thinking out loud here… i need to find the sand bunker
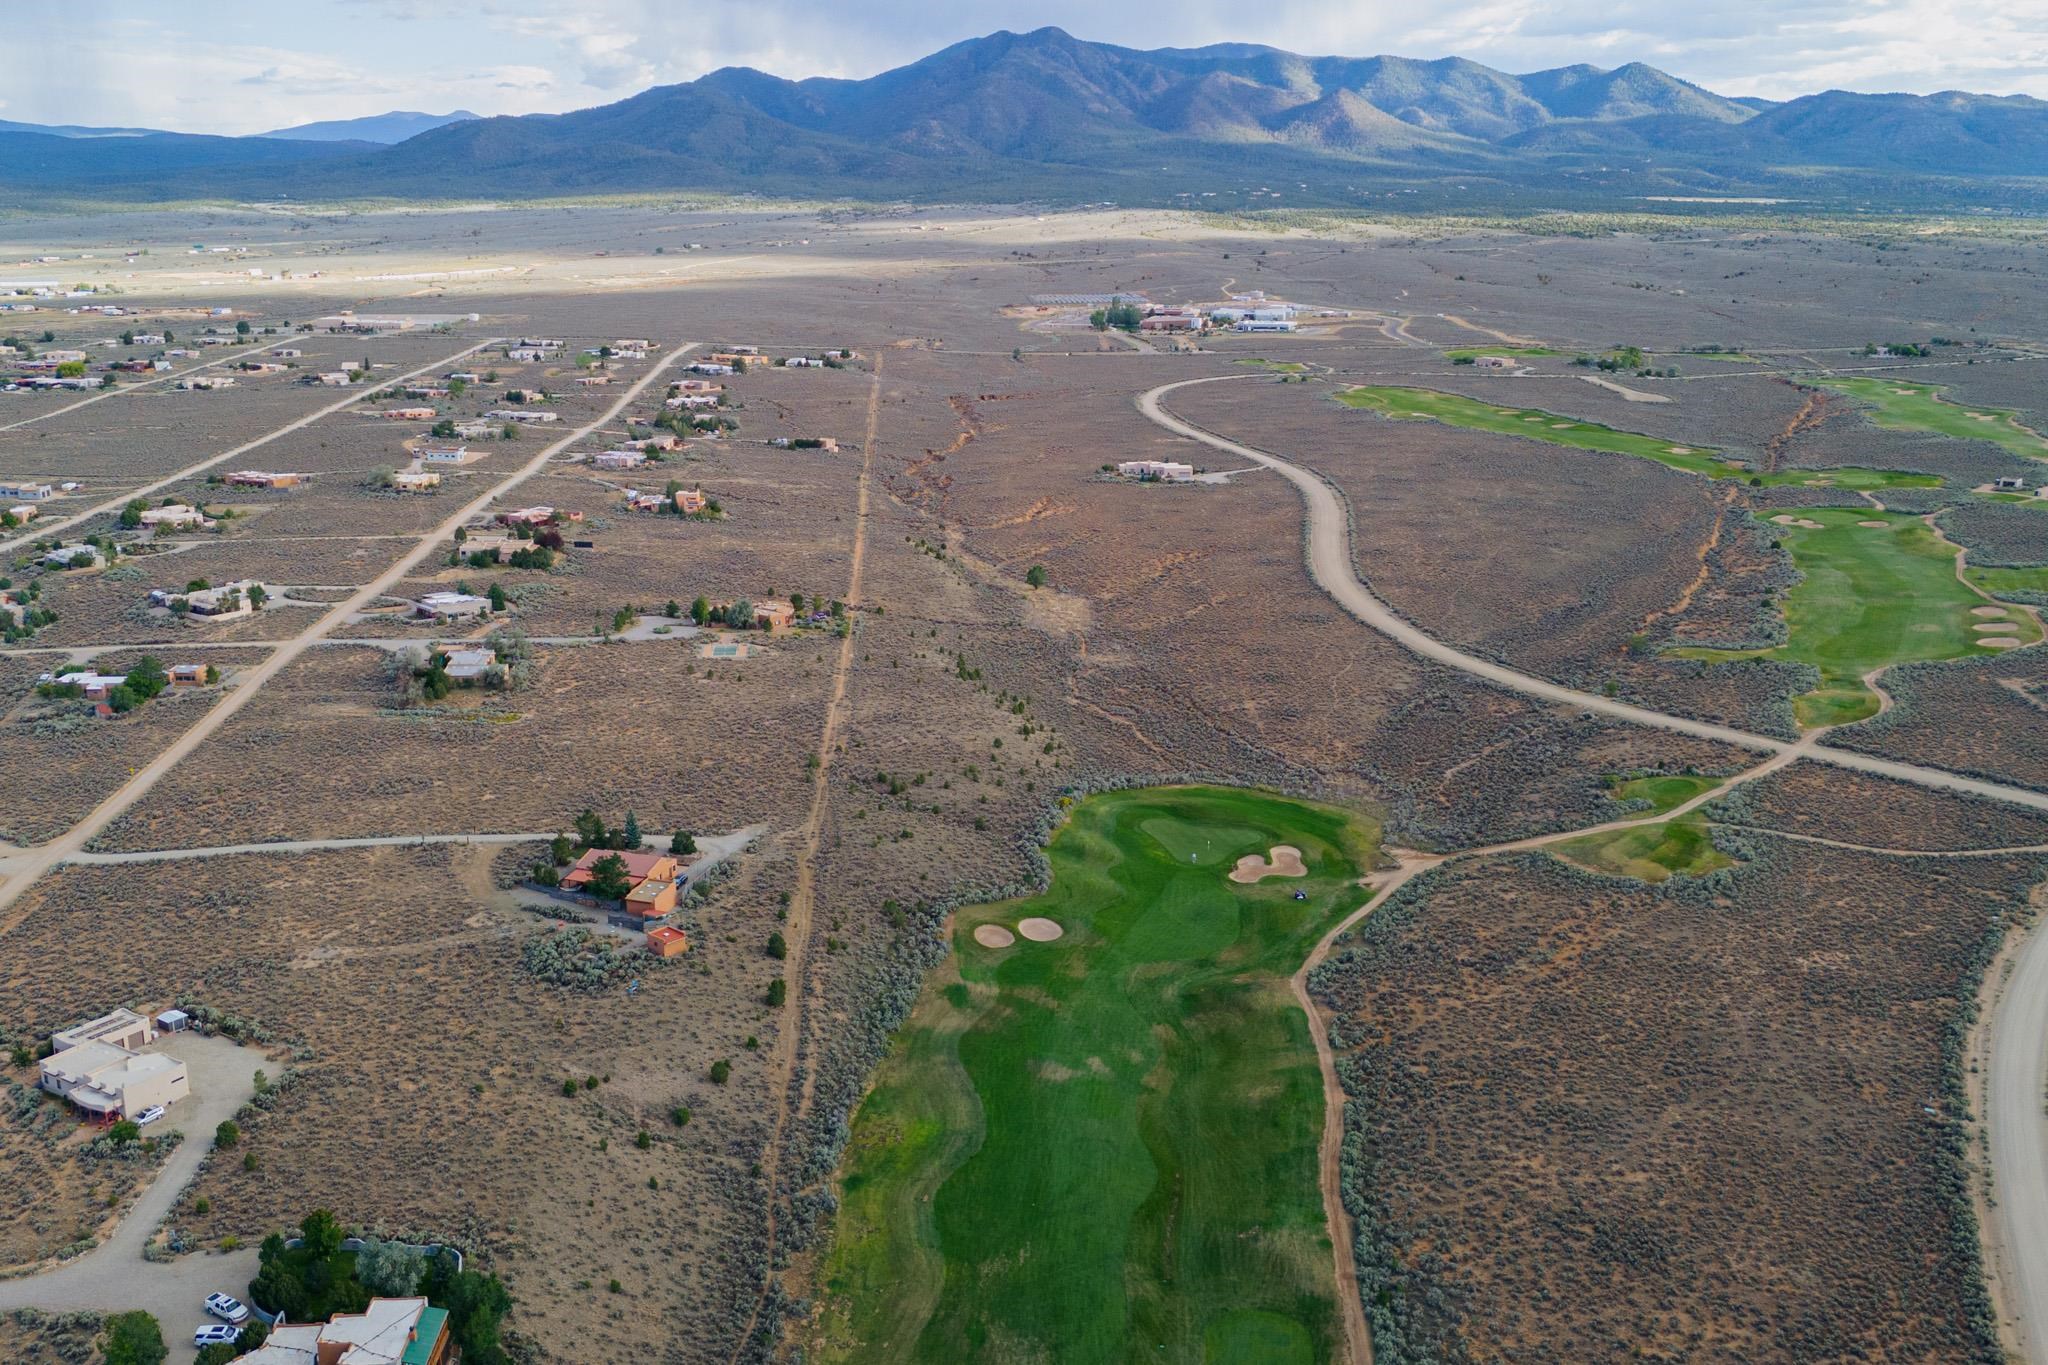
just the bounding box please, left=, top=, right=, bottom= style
left=1016, top=917, right=1065, bottom=942
left=1667, top=446, right=1694, bottom=454
left=1858, top=520, right=1889, bottom=528
left=1978, top=637, right=2024, bottom=649
left=1228, top=845, right=1308, bottom=883
left=972, top=924, right=1016, bottom=949
left=1771, top=515, right=1824, bottom=529
left=1974, top=606, right=2012, bottom=618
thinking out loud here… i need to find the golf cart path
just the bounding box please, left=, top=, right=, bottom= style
left=1141, top=373, right=2048, bottom=1365
left=1137, top=375, right=2048, bottom=814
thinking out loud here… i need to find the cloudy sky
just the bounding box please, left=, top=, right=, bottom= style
left=9, top=0, right=2048, bottom=134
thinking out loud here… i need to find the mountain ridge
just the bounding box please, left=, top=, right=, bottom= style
left=4, top=28, right=2045, bottom=209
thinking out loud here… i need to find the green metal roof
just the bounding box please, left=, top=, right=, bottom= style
left=402, top=1306, right=449, bottom=1365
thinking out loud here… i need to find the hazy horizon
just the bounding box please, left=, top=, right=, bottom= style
left=7, top=1, right=2046, bottom=137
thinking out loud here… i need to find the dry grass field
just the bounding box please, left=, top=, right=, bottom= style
left=0, top=1308, right=103, bottom=1364
left=3, top=204, right=2048, bottom=1365
left=1309, top=840, right=2038, bottom=1364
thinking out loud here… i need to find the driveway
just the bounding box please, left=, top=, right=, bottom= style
left=0, top=1032, right=268, bottom=1362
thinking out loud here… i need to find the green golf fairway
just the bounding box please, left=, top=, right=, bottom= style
left=1556, top=815, right=1734, bottom=882
left=818, top=786, right=1379, bottom=1365
left=1813, top=377, right=2048, bottom=463
left=1334, top=385, right=1934, bottom=489
left=1671, top=508, right=2040, bottom=727
left=1443, top=345, right=1559, bottom=360
left=1611, top=773, right=1719, bottom=815
left=1967, top=565, right=2048, bottom=597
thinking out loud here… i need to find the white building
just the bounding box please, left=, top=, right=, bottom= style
left=486, top=409, right=558, bottom=425
left=42, top=544, right=104, bottom=569
left=443, top=647, right=497, bottom=681
left=148, top=578, right=265, bottom=618
left=38, top=1010, right=188, bottom=1118
left=593, top=450, right=647, bottom=469
left=1117, top=459, right=1196, bottom=482
left=415, top=591, right=490, bottom=620
left=139, top=504, right=215, bottom=531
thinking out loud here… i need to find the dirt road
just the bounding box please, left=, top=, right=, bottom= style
left=1142, top=372, right=2048, bottom=1364
left=0, top=337, right=504, bottom=557
left=0, top=344, right=694, bottom=924
left=727, top=356, right=883, bottom=1361
left=1990, top=915, right=2048, bottom=1363
left=1137, top=375, right=2048, bottom=814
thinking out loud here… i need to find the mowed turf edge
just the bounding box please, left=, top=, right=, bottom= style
left=815, top=786, right=1382, bottom=1365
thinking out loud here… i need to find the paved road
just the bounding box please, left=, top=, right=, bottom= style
left=0, top=337, right=504, bottom=558
left=0, top=344, right=696, bottom=924
left=0, top=1033, right=267, bottom=1364
left=1139, top=373, right=2048, bottom=1365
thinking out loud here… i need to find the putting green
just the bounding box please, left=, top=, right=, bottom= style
left=1333, top=385, right=1935, bottom=489
left=1609, top=773, right=1719, bottom=815
left=1813, top=377, right=2048, bottom=463
left=818, top=787, right=1378, bottom=1365
left=1555, top=815, right=1734, bottom=883
left=1671, top=508, right=2041, bottom=727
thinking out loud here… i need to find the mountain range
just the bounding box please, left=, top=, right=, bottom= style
left=5, top=29, right=2047, bottom=210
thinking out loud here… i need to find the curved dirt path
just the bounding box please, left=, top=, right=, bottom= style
left=1141, top=372, right=2048, bottom=1364
left=1136, top=375, right=2048, bottom=815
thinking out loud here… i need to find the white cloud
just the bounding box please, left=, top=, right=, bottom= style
left=4, top=0, right=2047, bottom=134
